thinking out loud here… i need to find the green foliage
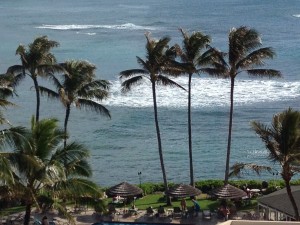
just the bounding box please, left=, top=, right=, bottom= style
left=195, top=179, right=224, bottom=193
left=37, top=195, right=54, bottom=212
left=94, top=200, right=107, bottom=213
left=140, top=182, right=166, bottom=194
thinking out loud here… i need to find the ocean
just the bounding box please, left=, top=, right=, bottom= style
left=0, top=0, right=299, bottom=187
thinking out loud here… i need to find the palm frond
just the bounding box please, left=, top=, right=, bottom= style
left=47, top=73, right=64, bottom=90
left=121, top=75, right=144, bottom=93
left=200, top=67, right=229, bottom=78
left=36, top=64, right=65, bottom=77
left=246, top=69, right=282, bottom=78
left=156, top=75, right=186, bottom=91
left=77, top=80, right=110, bottom=99
left=120, top=69, right=147, bottom=79
left=39, top=86, right=60, bottom=99
left=51, top=142, right=89, bottom=166
left=229, top=162, right=273, bottom=178
left=237, top=47, right=276, bottom=69
left=162, top=61, right=190, bottom=76
left=6, top=65, right=24, bottom=75
left=76, top=98, right=111, bottom=118
left=136, top=56, right=151, bottom=72
left=0, top=126, right=28, bottom=151
left=153, top=36, right=171, bottom=55
left=0, top=157, right=15, bottom=183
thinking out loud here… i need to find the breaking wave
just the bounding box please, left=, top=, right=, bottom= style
left=36, top=23, right=156, bottom=31
left=103, top=77, right=300, bottom=108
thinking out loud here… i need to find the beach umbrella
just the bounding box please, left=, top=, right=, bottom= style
left=167, top=183, right=201, bottom=198
left=211, top=184, right=247, bottom=199
left=106, top=181, right=143, bottom=198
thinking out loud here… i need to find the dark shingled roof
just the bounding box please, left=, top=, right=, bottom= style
left=211, top=184, right=247, bottom=199
left=167, top=183, right=201, bottom=198
left=106, top=182, right=143, bottom=198
left=258, top=186, right=300, bottom=218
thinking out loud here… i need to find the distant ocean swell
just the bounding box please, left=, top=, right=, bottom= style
left=35, top=23, right=157, bottom=31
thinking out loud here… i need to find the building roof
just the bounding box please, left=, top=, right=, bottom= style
left=257, top=185, right=300, bottom=218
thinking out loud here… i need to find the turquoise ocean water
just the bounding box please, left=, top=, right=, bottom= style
left=0, top=0, right=300, bottom=187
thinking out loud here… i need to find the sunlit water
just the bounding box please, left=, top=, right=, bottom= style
left=0, top=0, right=299, bottom=187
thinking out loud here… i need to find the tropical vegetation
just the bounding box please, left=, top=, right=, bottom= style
left=6, top=36, right=64, bottom=122
left=230, top=108, right=300, bottom=220
left=0, top=117, right=101, bottom=225
left=204, top=26, right=282, bottom=184
left=39, top=59, right=111, bottom=147
left=0, top=25, right=298, bottom=222
left=176, top=28, right=214, bottom=187
left=119, top=33, right=185, bottom=204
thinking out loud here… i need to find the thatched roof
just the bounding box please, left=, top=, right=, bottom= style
left=167, top=183, right=201, bottom=198
left=211, top=184, right=247, bottom=199
left=106, top=182, right=142, bottom=198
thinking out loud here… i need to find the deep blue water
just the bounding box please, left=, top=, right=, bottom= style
left=0, top=0, right=299, bottom=187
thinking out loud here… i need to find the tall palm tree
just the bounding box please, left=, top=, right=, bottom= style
left=120, top=33, right=185, bottom=204
left=6, top=36, right=63, bottom=122
left=230, top=108, right=300, bottom=221
left=178, top=28, right=213, bottom=187
left=39, top=60, right=111, bottom=147
left=0, top=117, right=101, bottom=225
left=206, top=26, right=281, bottom=184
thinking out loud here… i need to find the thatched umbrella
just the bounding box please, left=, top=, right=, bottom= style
left=167, top=183, right=201, bottom=198
left=106, top=182, right=143, bottom=198
left=211, top=184, right=247, bottom=199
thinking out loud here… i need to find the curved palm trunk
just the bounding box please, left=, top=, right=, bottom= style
left=64, top=104, right=71, bottom=148
left=32, top=77, right=40, bottom=122
left=283, top=167, right=299, bottom=220
left=224, top=77, right=235, bottom=184
left=187, top=74, right=194, bottom=187
left=23, top=204, right=32, bottom=225
left=151, top=81, right=170, bottom=204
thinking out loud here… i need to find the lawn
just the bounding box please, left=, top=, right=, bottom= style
left=114, top=193, right=220, bottom=211
left=112, top=193, right=257, bottom=212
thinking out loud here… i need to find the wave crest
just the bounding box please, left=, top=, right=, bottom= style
left=36, top=23, right=156, bottom=31
left=103, top=77, right=300, bottom=108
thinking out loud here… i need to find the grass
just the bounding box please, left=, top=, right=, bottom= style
left=111, top=193, right=257, bottom=213
left=113, top=193, right=221, bottom=211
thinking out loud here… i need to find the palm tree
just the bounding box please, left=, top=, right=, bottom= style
left=206, top=26, right=281, bottom=184
left=6, top=36, right=63, bottom=122
left=230, top=108, right=300, bottom=221
left=0, top=73, right=18, bottom=124
left=120, top=33, right=185, bottom=204
left=178, top=28, right=213, bottom=187
left=39, top=60, right=111, bottom=147
left=0, top=117, right=101, bottom=225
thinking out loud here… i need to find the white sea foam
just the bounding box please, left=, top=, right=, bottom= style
left=292, top=14, right=300, bottom=17
left=36, top=23, right=156, bottom=31
left=76, top=31, right=96, bottom=35
left=103, top=77, right=300, bottom=108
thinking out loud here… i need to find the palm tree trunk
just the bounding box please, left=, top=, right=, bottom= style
left=32, top=77, right=40, bottom=122
left=23, top=204, right=32, bottom=225
left=188, top=74, right=194, bottom=187
left=224, top=77, right=235, bottom=184
left=151, top=82, right=170, bottom=204
left=283, top=170, right=299, bottom=220
left=64, top=104, right=71, bottom=148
